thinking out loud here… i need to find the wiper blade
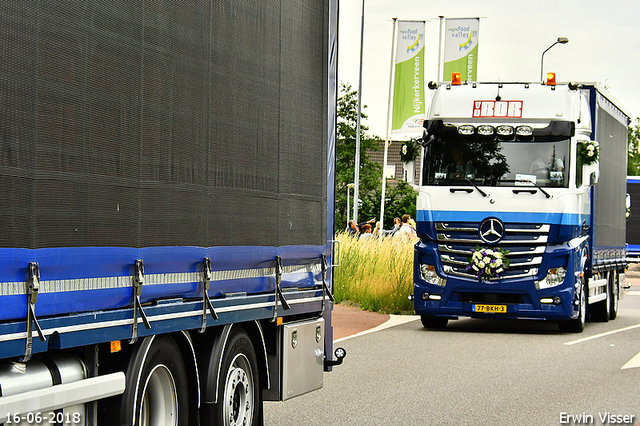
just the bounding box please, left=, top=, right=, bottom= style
left=498, top=178, right=552, bottom=199
left=464, top=179, right=489, bottom=198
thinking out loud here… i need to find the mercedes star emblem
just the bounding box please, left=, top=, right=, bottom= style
left=479, top=218, right=505, bottom=244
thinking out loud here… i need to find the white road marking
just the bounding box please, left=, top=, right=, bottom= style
left=564, top=323, right=640, bottom=346
left=563, top=322, right=640, bottom=369
left=334, top=314, right=420, bottom=343
left=621, top=351, right=640, bottom=370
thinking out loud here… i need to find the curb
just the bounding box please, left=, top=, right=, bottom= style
left=334, top=314, right=420, bottom=343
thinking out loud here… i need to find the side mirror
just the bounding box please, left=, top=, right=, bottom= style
left=583, top=161, right=599, bottom=186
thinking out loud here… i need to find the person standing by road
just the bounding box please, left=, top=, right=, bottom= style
left=398, top=214, right=416, bottom=238
left=360, top=223, right=373, bottom=240
left=347, top=220, right=359, bottom=236
left=347, top=218, right=375, bottom=237
left=385, top=217, right=402, bottom=236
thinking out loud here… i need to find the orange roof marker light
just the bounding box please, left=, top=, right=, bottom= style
left=546, top=72, right=557, bottom=86
left=451, top=72, right=462, bottom=85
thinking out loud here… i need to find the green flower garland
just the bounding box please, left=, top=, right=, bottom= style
left=577, top=140, right=599, bottom=165
left=399, top=139, right=419, bottom=163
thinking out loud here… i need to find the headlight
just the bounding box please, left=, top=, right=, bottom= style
left=535, top=267, right=567, bottom=290
left=457, top=124, right=475, bottom=135
left=477, top=125, right=494, bottom=136
left=515, top=125, right=533, bottom=136
left=419, top=264, right=447, bottom=287
left=496, top=125, right=514, bottom=136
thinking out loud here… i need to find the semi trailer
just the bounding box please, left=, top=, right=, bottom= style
left=0, top=1, right=342, bottom=425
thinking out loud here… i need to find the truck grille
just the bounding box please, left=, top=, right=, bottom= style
left=435, top=222, right=549, bottom=280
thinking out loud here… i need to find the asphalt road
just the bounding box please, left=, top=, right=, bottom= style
left=264, top=290, right=640, bottom=426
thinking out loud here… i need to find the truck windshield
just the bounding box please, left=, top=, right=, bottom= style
left=421, top=138, right=570, bottom=188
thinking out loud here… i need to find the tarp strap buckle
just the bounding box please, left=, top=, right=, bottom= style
left=22, top=262, right=45, bottom=362
left=200, top=257, right=218, bottom=333
left=272, top=256, right=290, bottom=322
left=130, top=259, right=151, bottom=344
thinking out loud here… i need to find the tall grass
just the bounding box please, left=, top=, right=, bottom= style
left=333, top=232, right=417, bottom=314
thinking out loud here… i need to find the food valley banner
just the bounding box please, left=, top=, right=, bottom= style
left=391, top=20, right=426, bottom=135
left=443, top=18, right=479, bottom=82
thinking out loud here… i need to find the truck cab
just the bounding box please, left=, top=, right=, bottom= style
left=413, top=74, right=628, bottom=332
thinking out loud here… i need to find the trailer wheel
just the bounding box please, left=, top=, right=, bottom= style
left=204, top=327, right=260, bottom=426
left=559, top=281, right=586, bottom=333
left=122, top=335, right=190, bottom=426
left=609, top=271, right=619, bottom=320
left=420, top=315, right=448, bottom=329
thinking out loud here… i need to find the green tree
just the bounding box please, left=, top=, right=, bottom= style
left=629, top=118, right=640, bottom=176
left=380, top=180, right=418, bottom=226
left=335, top=83, right=419, bottom=230
left=335, top=83, right=382, bottom=229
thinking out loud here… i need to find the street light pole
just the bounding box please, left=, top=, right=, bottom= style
left=540, top=37, right=568, bottom=83
left=353, top=0, right=365, bottom=224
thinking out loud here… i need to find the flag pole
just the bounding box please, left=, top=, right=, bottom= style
left=378, top=18, right=398, bottom=236
left=437, top=15, right=445, bottom=83
left=353, top=0, right=365, bottom=224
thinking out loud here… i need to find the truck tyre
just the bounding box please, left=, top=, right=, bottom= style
left=609, top=271, right=619, bottom=320
left=420, top=315, right=448, bottom=329
left=559, top=282, right=586, bottom=333
left=204, top=327, right=260, bottom=426
left=123, top=335, right=190, bottom=426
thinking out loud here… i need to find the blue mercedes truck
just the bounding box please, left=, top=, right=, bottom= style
left=413, top=73, right=629, bottom=332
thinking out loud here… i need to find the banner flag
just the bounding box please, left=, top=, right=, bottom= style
left=391, top=20, right=426, bottom=135
left=443, top=18, right=479, bottom=82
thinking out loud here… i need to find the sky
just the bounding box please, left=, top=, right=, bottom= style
left=337, top=0, right=640, bottom=139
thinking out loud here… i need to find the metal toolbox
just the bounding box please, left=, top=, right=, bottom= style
left=282, top=318, right=325, bottom=400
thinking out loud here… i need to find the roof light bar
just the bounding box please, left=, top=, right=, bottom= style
left=477, top=125, right=495, bottom=136
left=452, top=72, right=462, bottom=85
left=516, top=126, right=533, bottom=137
left=496, top=125, right=514, bottom=136
left=457, top=124, right=475, bottom=135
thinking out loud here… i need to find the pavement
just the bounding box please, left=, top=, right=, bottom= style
left=331, top=265, right=640, bottom=341
left=626, top=265, right=640, bottom=288
left=331, top=304, right=390, bottom=341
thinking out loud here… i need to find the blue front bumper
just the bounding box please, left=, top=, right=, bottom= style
left=413, top=277, right=579, bottom=322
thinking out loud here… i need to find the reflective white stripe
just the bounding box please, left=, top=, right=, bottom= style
left=0, top=264, right=322, bottom=296
left=0, top=282, right=23, bottom=296
left=0, top=295, right=324, bottom=343
left=146, top=272, right=200, bottom=286
left=42, top=276, right=130, bottom=293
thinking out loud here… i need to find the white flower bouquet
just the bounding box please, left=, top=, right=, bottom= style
left=578, top=140, right=599, bottom=165
left=466, top=246, right=511, bottom=280
left=399, top=139, right=419, bottom=163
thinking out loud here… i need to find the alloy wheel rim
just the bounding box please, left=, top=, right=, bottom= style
left=223, top=354, right=254, bottom=426
left=139, top=365, right=178, bottom=426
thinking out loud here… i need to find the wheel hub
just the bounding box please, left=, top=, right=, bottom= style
left=224, top=360, right=253, bottom=426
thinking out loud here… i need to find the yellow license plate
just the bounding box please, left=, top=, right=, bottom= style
left=473, top=304, right=507, bottom=313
